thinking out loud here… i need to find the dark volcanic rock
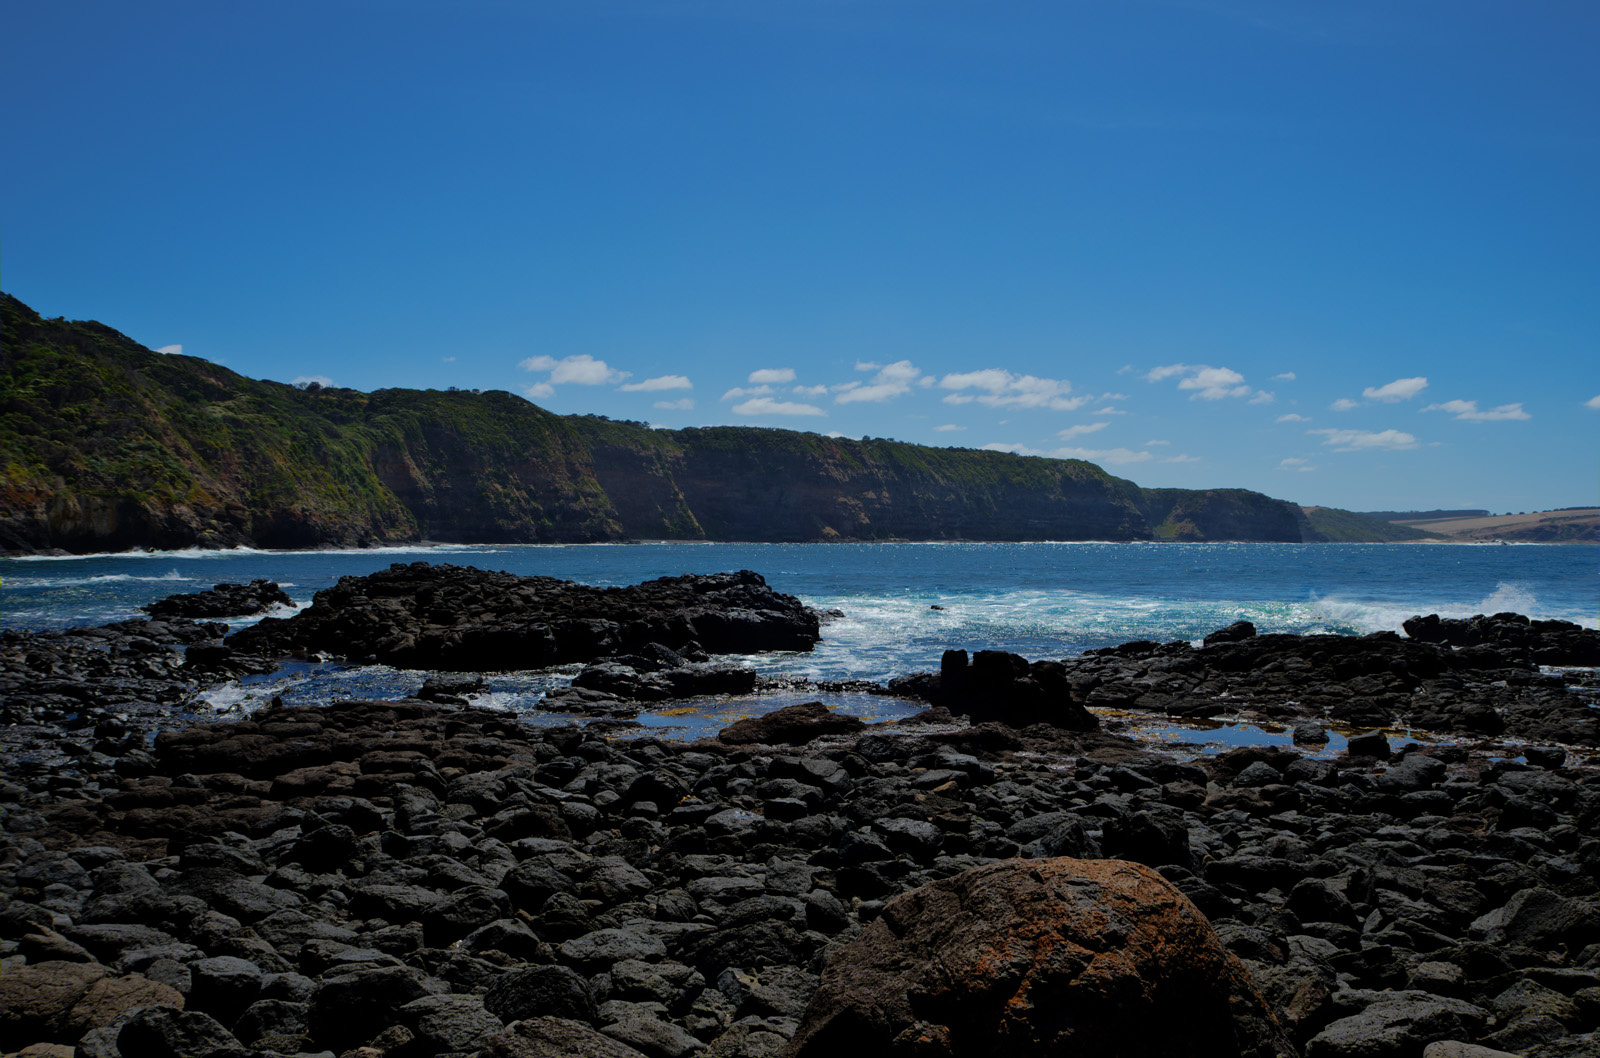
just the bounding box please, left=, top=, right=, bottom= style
left=718, top=702, right=866, bottom=746
left=144, top=579, right=293, bottom=620
left=226, top=563, right=820, bottom=669
left=1404, top=612, right=1600, bottom=666
left=917, top=649, right=1099, bottom=730
left=785, top=857, right=1293, bottom=1058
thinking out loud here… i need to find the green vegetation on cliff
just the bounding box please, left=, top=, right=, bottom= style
left=1, top=294, right=1416, bottom=552
left=1298, top=506, right=1445, bottom=543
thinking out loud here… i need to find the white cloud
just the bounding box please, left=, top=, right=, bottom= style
left=918, top=376, right=936, bottom=388
left=1587, top=395, right=1600, bottom=410
left=442, top=355, right=456, bottom=363
left=935, top=424, right=965, bottom=432
left=1058, top=421, right=1109, bottom=439
left=653, top=398, right=694, bottom=411
left=1280, top=457, right=1316, bottom=472
left=1058, top=446, right=1155, bottom=465
left=156, top=344, right=182, bottom=355
left=521, top=354, right=629, bottom=386
left=824, top=430, right=848, bottom=439
left=749, top=368, right=795, bottom=384
left=792, top=384, right=829, bottom=398
left=1363, top=376, right=1428, bottom=402
left=1248, top=390, right=1276, bottom=405
left=1144, top=439, right=1170, bottom=446
left=292, top=375, right=334, bottom=388
left=1145, top=363, right=1254, bottom=400
left=837, top=359, right=921, bottom=404
left=1094, top=406, right=1127, bottom=415
left=1100, top=392, right=1129, bottom=402
left=1423, top=399, right=1531, bottom=422
left=733, top=396, right=826, bottom=417
left=722, top=385, right=773, bottom=400
left=1162, top=453, right=1201, bottom=463
left=1273, top=372, right=1296, bottom=381
left=1330, top=398, right=1360, bottom=412
left=938, top=368, right=1085, bottom=410
left=620, top=374, right=692, bottom=392
left=1308, top=428, right=1418, bottom=451
left=1277, top=413, right=1311, bottom=423
left=524, top=382, right=555, bottom=399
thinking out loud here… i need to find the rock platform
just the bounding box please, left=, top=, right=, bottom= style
left=2, top=577, right=1599, bottom=1057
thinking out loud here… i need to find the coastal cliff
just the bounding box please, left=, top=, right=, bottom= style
left=2, top=293, right=1417, bottom=553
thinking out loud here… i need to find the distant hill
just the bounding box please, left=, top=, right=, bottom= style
left=1392, top=509, right=1598, bottom=544
left=1357, top=509, right=1489, bottom=522
left=0, top=292, right=1437, bottom=553
left=1298, top=507, right=1445, bottom=543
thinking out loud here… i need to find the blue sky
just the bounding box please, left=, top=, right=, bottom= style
left=4, top=0, right=1596, bottom=514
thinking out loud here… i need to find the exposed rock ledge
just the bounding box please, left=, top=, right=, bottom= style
left=226, top=563, right=821, bottom=670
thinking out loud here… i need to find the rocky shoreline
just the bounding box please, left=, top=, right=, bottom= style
left=3, top=567, right=1598, bottom=1057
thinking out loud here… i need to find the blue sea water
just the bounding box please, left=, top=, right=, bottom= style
left=5, top=542, right=1596, bottom=743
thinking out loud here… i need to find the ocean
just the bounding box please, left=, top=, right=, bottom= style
left=5, top=541, right=1597, bottom=744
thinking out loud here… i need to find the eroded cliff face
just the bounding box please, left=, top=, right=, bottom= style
left=2, top=292, right=1341, bottom=553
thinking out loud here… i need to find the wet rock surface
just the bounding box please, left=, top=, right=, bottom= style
left=226, top=563, right=821, bottom=670
left=3, top=593, right=1599, bottom=1057
left=890, top=615, right=1600, bottom=747
left=143, top=581, right=294, bottom=621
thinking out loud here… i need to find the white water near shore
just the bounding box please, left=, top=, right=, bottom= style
left=7, top=541, right=1596, bottom=746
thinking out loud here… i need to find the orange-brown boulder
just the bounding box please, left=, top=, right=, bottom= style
left=783, top=857, right=1294, bottom=1058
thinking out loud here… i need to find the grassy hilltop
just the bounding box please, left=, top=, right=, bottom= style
left=1, top=293, right=1426, bottom=553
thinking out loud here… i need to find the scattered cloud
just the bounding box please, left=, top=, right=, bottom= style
left=1280, top=457, right=1315, bottom=472
left=520, top=354, right=629, bottom=386
left=620, top=374, right=692, bottom=392
left=1308, top=428, right=1418, bottom=451
left=1248, top=390, right=1276, bottom=405
left=524, top=382, right=555, bottom=399
left=935, top=424, right=965, bottom=432
left=156, top=344, right=183, bottom=355
left=1273, top=372, right=1296, bottom=381
left=1276, top=413, right=1311, bottom=423
left=732, top=396, right=825, bottom=417
left=1058, top=421, right=1109, bottom=440
left=1057, top=446, right=1155, bottom=465
left=291, top=375, right=334, bottom=388
left=442, top=355, right=456, bottom=363
left=1363, top=376, right=1428, bottom=402
left=1093, top=406, right=1127, bottom=415
left=939, top=369, right=1086, bottom=410
left=1330, top=398, right=1360, bottom=412
left=722, top=385, right=773, bottom=400
left=837, top=359, right=921, bottom=404
left=1587, top=395, right=1600, bottom=410
left=1145, top=363, right=1255, bottom=400
left=653, top=398, right=694, bottom=411
left=1422, top=399, right=1530, bottom=422
left=1144, top=439, right=1171, bottom=446
left=1162, top=453, right=1201, bottom=464
left=749, top=368, right=796, bottom=384
left=792, top=384, right=828, bottom=398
